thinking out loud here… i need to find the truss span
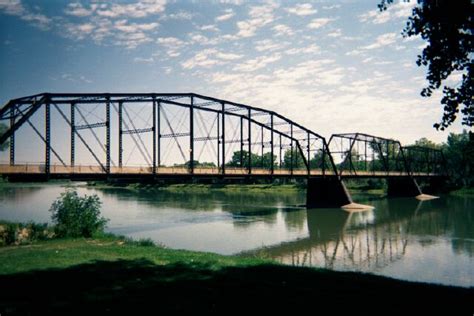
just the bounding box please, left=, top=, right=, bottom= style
left=0, top=92, right=338, bottom=179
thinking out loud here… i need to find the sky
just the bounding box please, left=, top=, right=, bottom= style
left=0, top=0, right=468, bottom=149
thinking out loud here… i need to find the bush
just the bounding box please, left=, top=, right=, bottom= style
left=50, top=190, right=108, bottom=238
left=0, top=221, right=53, bottom=246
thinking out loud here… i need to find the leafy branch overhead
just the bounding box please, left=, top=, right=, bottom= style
left=380, top=0, right=473, bottom=130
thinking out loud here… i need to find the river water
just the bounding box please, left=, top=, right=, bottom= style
left=0, top=183, right=472, bottom=287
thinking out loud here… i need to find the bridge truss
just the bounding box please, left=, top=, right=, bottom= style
left=0, top=93, right=338, bottom=179
left=327, top=133, right=448, bottom=178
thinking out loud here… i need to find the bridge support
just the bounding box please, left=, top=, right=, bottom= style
left=306, top=177, right=353, bottom=208
left=387, top=177, right=422, bottom=197
left=425, top=177, right=448, bottom=195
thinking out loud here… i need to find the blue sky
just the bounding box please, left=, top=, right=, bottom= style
left=0, top=0, right=467, bottom=147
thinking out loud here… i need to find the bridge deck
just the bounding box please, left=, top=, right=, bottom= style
left=0, top=164, right=443, bottom=179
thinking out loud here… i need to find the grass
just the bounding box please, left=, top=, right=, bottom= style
left=0, top=236, right=267, bottom=275
left=87, top=181, right=306, bottom=194
left=450, top=187, right=474, bottom=196
left=0, top=236, right=472, bottom=314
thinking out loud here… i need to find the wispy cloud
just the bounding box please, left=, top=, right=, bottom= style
left=236, top=3, right=278, bottom=38
left=181, top=48, right=243, bottom=69
left=359, top=2, right=415, bottom=24
left=362, top=32, right=398, bottom=49
left=0, top=0, right=51, bottom=30
left=94, top=0, right=166, bottom=18
left=272, top=24, right=294, bottom=36
left=133, top=57, right=154, bottom=64
left=307, top=18, right=334, bottom=29
left=232, top=53, right=281, bottom=72
left=286, top=3, right=317, bottom=16
left=215, top=8, right=234, bottom=22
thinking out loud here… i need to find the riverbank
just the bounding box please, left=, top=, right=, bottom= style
left=0, top=236, right=472, bottom=314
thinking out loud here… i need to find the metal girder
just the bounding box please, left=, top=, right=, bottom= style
left=75, top=122, right=107, bottom=130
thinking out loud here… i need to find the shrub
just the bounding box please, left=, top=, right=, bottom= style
left=50, top=190, right=108, bottom=238
left=0, top=221, right=53, bottom=246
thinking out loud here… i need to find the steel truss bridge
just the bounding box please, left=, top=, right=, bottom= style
left=0, top=93, right=448, bottom=206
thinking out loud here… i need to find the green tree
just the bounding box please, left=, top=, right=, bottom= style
left=0, top=123, right=8, bottom=151
left=50, top=190, right=108, bottom=238
left=309, top=150, right=332, bottom=170
left=380, top=0, right=473, bottom=130
left=282, top=148, right=306, bottom=169
left=226, top=150, right=276, bottom=169
left=441, top=130, right=473, bottom=186
left=413, top=137, right=441, bottom=149
left=180, top=160, right=216, bottom=168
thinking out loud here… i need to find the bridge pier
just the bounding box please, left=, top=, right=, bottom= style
left=306, top=177, right=353, bottom=208
left=424, top=177, right=448, bottom=195
left=387, top=177, right=422, bottom=197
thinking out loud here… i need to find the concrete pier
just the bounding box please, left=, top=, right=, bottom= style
left=306, top=177, right=353, bottom=208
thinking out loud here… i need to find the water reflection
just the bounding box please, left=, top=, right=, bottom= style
left=245, top=196, right=474, bottom=287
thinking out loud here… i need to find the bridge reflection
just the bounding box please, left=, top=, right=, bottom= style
left=244, top=196, right=473, bottom=269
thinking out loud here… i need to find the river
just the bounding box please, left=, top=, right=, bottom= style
left=0, top=183, right=472, bottom=287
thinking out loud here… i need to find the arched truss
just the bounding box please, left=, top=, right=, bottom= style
left=0, top=93, right=339, bottom=178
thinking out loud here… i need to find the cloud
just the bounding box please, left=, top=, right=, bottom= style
left=133, top=57, right=154, bottom=63
left=307, top=18, right=334, bottom=29
left=181, top=48, right=243, bottom=69
left=286, top=3, right=317, bottom=16
left=255, top=39, right=287, bottom=52
left=323, top=4, right=341, bottom=10
left=157, top=36, right=185, bottom=57
left=362, top=32, right=398, bottom=49
left=235, top=3, right=278, bottom=38
left=327, top=29, right=342, bottom=38
left=160, top=10, right=194, bottom=20
left=285, top=44, right=320, bottom=55
left=232, top=53, right=281, bottom=72
left=200, top=24, right=219, bottom=32
left=0, top=0, right=51, bottom=30
left=215, top=8, right=234, bottom=21
left=114, top=20, right=159, bottom=33
left=95, top=0, right=166, bottom=18
left=65, top=3, right=97, bottom=17
left=272, top=24, right=294, bottom=36
left=60, top=73, right=92, bottom=84
left=359, top=2, right=415, bottom=24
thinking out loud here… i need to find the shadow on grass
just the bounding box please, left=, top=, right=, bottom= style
left=0, top=259, right=472, bottom=314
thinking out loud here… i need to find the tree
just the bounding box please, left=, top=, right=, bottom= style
left=413, top=137, right=441, bottom=149
left=380, top=0, right=473, bottom=130
left=226, top=150, right=276, bottom=169
left=50, top=190, right=108, bottom=238
left=0, top=123, right=8, bottom=151
left=441, top=130, right=473, bottom=186
left=282, top=148, right=306, bottom=169
left=309, top=150, right=332, bottom=170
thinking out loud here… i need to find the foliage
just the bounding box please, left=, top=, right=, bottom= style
left=409, top=130, right=473, bottom=186
left=281, top=149, right=305, bottom=169
left=412, top=137, right=441, bottom=149
left=441, top=130, right=474, bottom=187
left=0, top=221, right=53, bottom=246
left=226, top=150, right=277, bottom=169
left=309, top=150, right=332, bottom=170
left=0, top=123, right=8, bottom=151
left=50, top=190, right=108, bottom=238
left=380, top=0, right=473, bottom=130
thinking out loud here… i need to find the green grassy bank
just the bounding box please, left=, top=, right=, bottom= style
left=0, top=236, right=472, bottom=314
